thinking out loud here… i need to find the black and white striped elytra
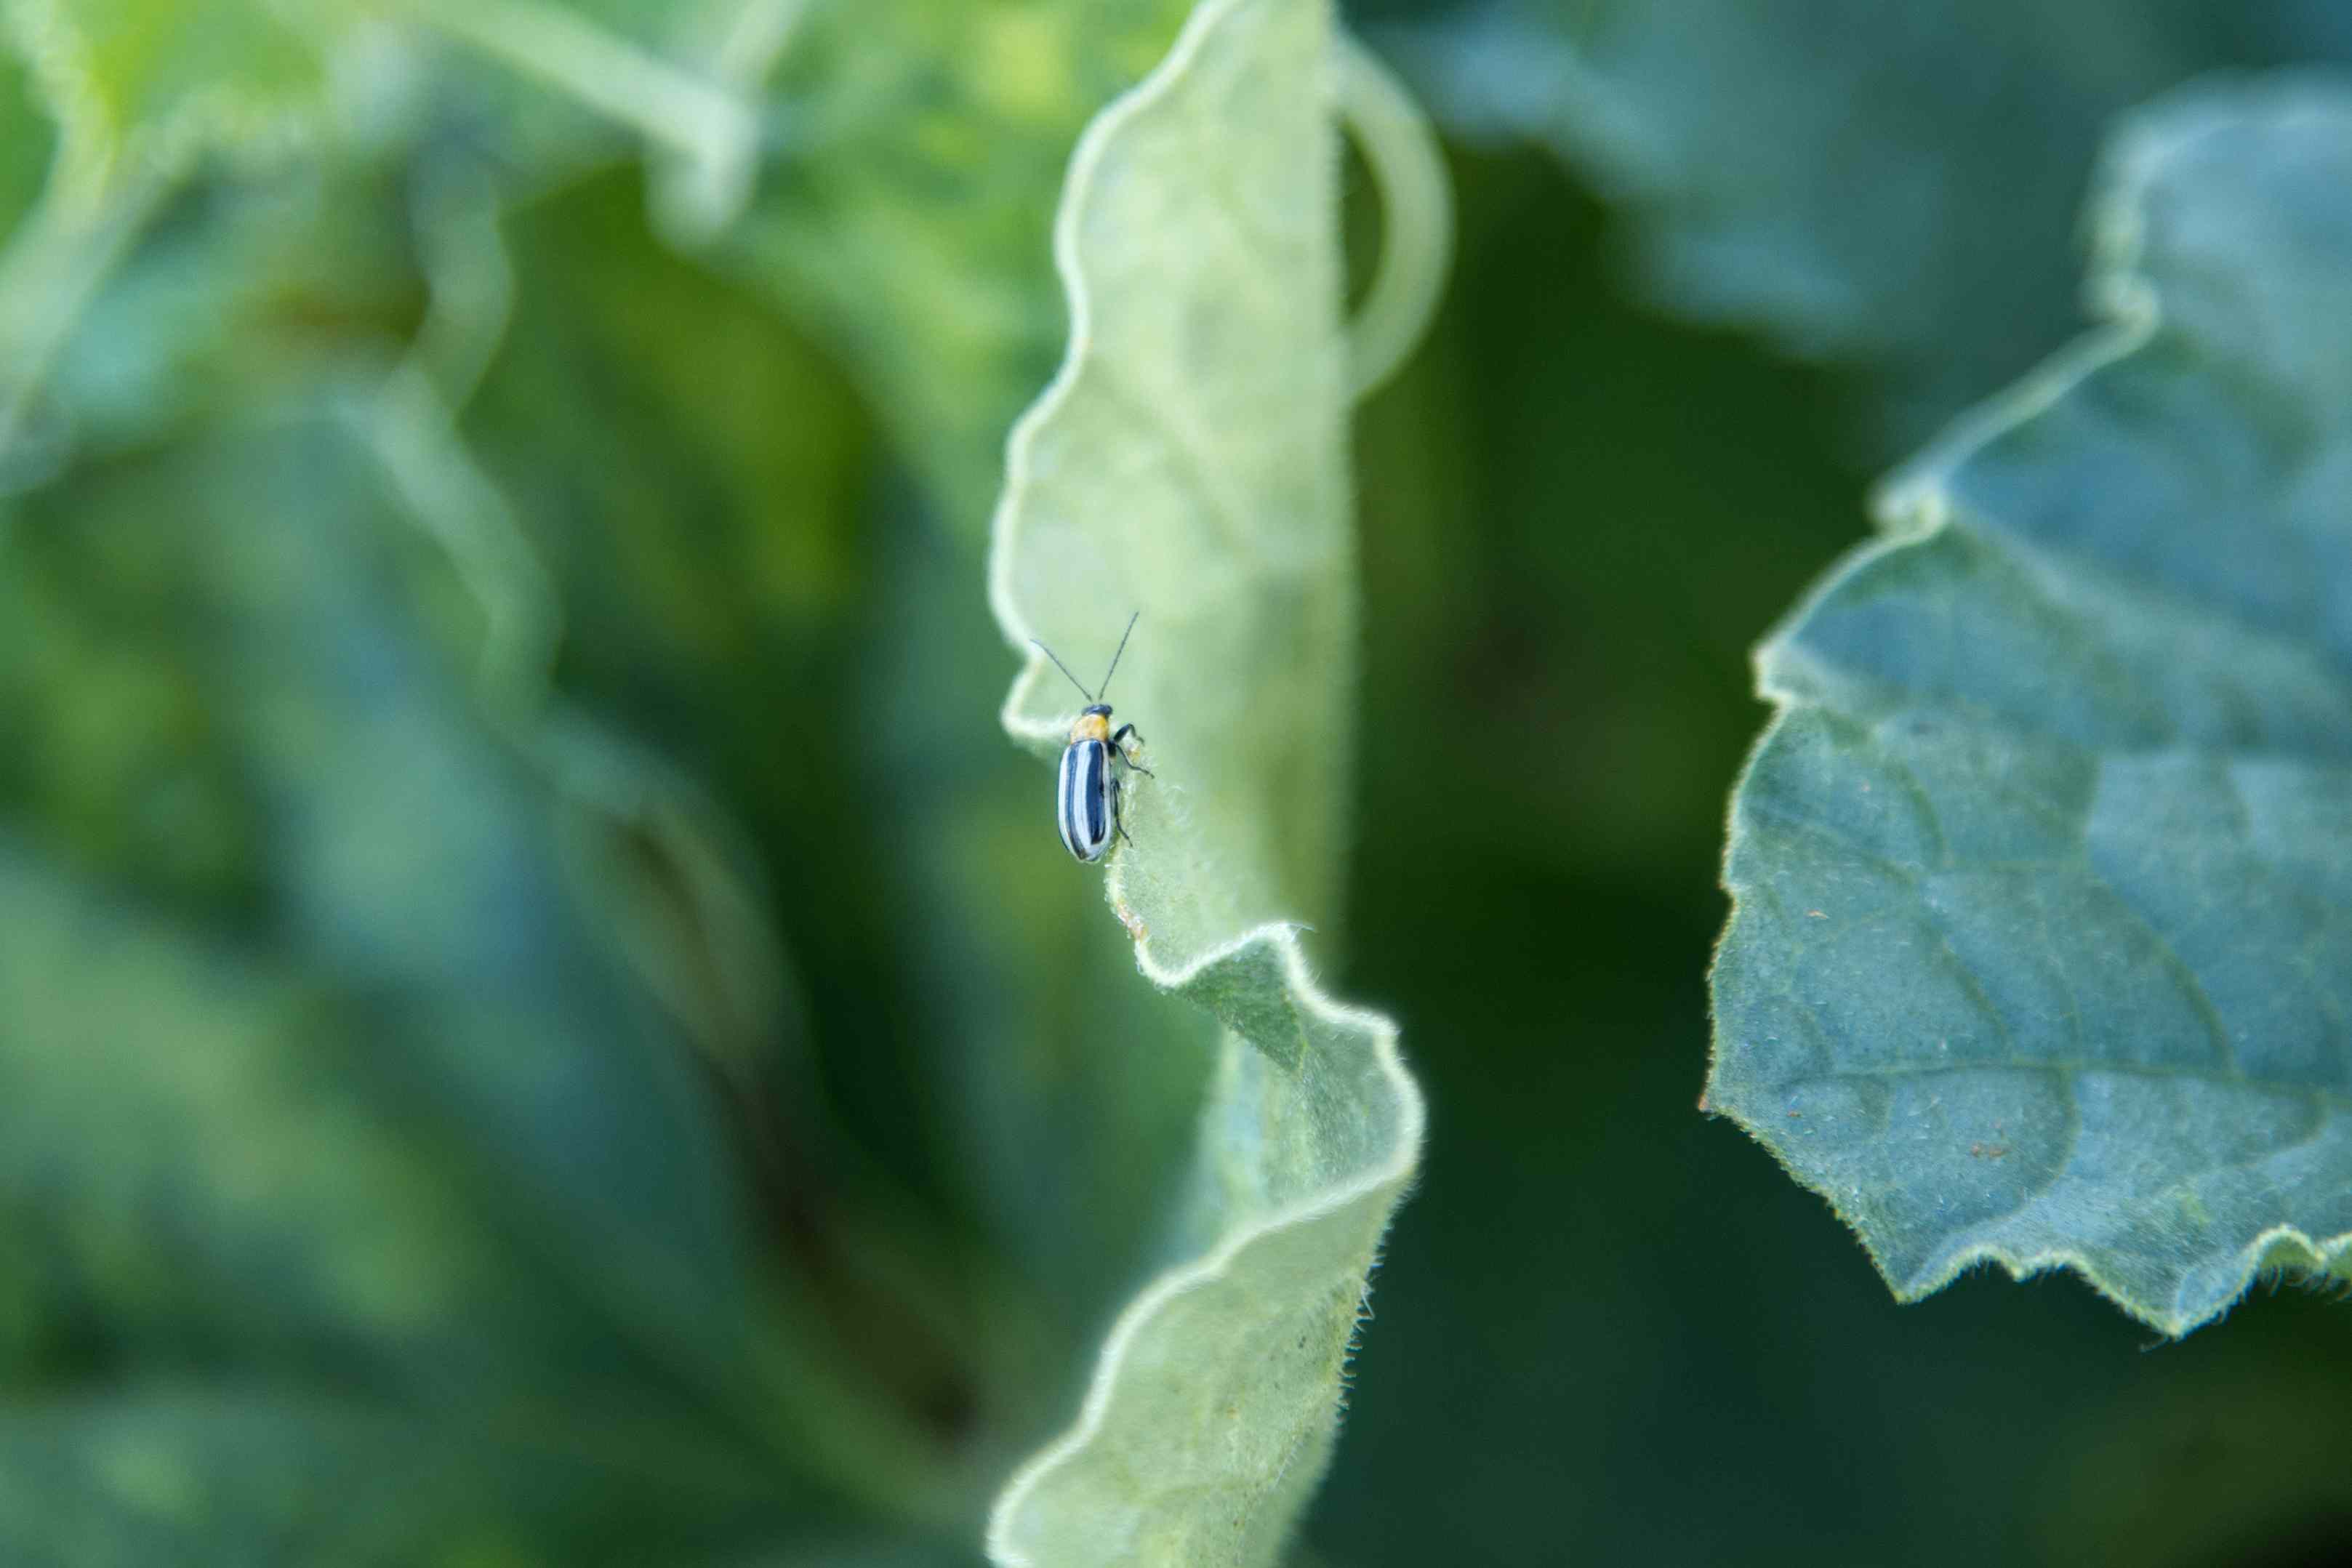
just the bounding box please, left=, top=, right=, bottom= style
left=1056, top=732, right=1119, bottom=862
left=1032, top=614, right=1152, bottom=864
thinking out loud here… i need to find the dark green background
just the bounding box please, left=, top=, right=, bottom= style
left=1317, top=147, right=2352, bottom=1568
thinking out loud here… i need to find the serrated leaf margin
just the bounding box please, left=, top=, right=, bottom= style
left=984, top=0, right=1426, bottom=1553
left=1709, top=77, right=2352, bottom=1338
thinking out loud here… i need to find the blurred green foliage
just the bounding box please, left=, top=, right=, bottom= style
left=3, top=1, right=2352, bottom=1566
left=1375, top=0, right=2352, bottom=449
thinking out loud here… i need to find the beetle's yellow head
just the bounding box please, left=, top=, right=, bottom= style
left=1069, top=707, right=1111, bottom=744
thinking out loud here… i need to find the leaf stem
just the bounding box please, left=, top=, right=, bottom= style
left=1336, top=28, right=1452, bottom=402
left=402, top=0, right=758, bottom=175
left=0, top=150, right=165, bottom=470
left=651, top=0, right=814, bottom=243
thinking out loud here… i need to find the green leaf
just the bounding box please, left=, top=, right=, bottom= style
left=1, top=0, right=1195, bottom=534
left=721, top=0, right=1196, bottom=531
left=0, top=1391, right=818, bottom=1567
left=3, top=0, right=724, bottom=188
left=0, top=851, right=824, bottom=1563
left=0, top=417, right=771, bottom=1391
left=1, top=0, right=346, bottom=206
left=1381, top=1, right=2352, bottom=441
left=0, top=46, right=49, bottom=230
left=1709, top=75, right=2352, bottom=1337
left=0, top=0, right=380, bottom=465
left=455, top=166, right=1093, bottom=1466
left=0, top=406, right=978, bottom=1546
left=987, top=0, right=1424, bottom=1561
left=0, top=0, right=762, bottom=467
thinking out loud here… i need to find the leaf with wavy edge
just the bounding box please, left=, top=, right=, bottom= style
left=1709, top=74, right=2352, bottom=1338
left=987, top=0, right=1424, bottom=1560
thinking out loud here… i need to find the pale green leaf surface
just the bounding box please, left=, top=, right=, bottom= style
left=988, top=0, right=1423, bottom=1561
left=1709, top=76, right=2352, bottom=1336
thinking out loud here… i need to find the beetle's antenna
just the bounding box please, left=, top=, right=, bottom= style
left=1096, top=611, right=1141, bottom=699
left=1031, top=638, right=1096, bottom=702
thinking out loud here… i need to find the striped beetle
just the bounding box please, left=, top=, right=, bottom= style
left=1033, top=612, right=1152, bottom=863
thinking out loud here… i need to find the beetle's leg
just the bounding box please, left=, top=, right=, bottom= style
left=1112, top=775, right=1136, bottom=846
left=1111, top=724, right=1155, bottom=777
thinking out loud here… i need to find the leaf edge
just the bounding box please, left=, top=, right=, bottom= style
left=1706, top=72, right=2352, bottom=1339
left=982, top=0, right=1426, bottom=1548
